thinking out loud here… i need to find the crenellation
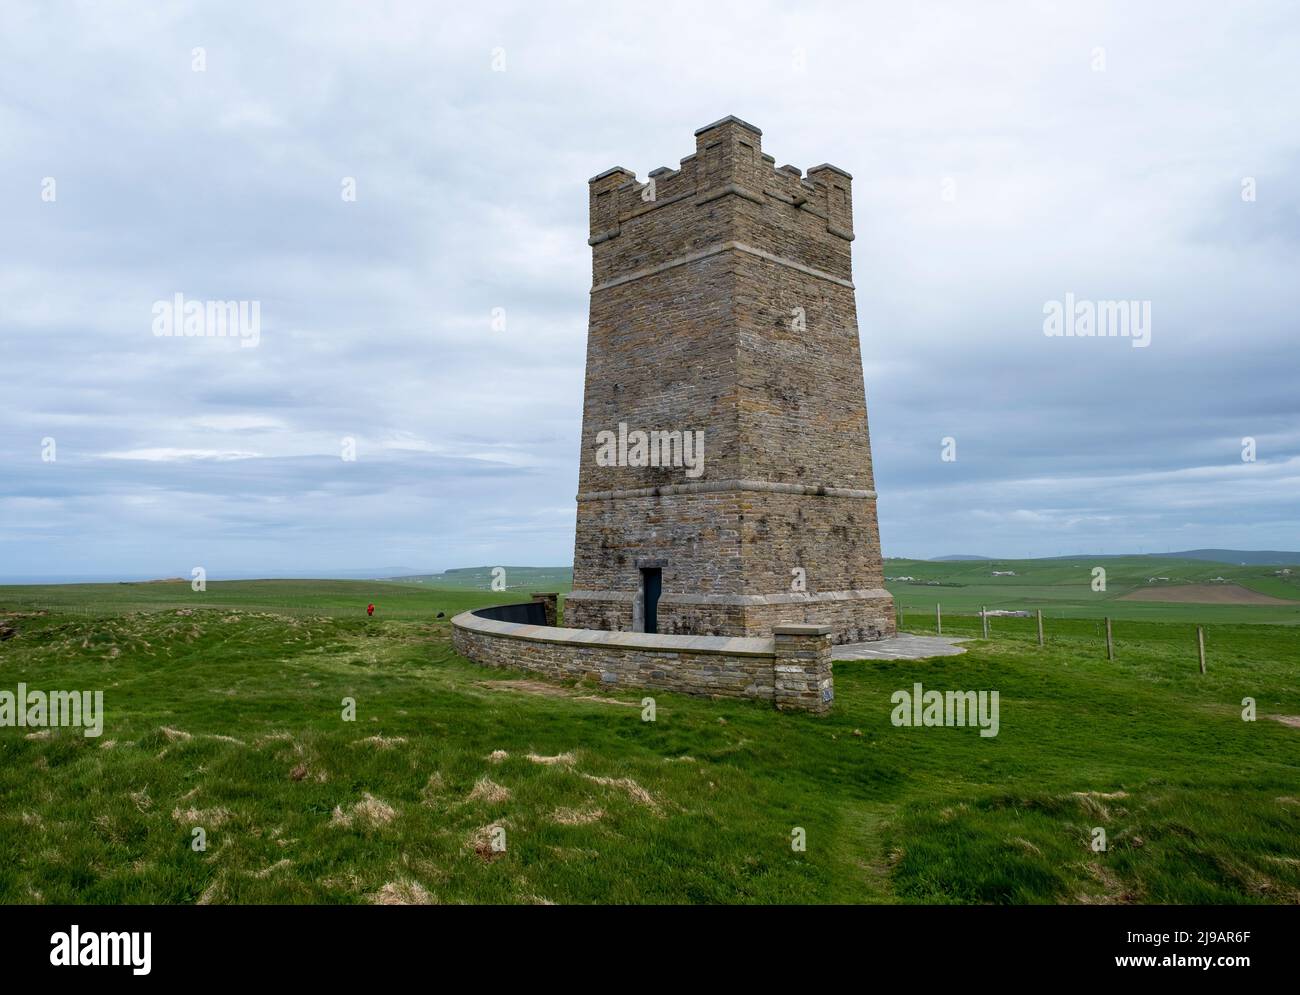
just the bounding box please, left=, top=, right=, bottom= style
left=586, top=118, right=855, bottom=264
left=808, top=164, right=854, bottom=241
left=588, top=166, right=635, bottom=245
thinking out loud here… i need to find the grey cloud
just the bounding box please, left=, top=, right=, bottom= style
left=1, top=0, right=1296, bottom=578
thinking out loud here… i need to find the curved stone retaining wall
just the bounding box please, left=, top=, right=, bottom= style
left=451, top=606, right=834, bottom=714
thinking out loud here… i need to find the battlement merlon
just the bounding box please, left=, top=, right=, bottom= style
left=587, top=117, right=854, bottom=246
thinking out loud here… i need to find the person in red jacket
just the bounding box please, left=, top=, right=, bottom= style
left=366, top=602, right=375, bottom=617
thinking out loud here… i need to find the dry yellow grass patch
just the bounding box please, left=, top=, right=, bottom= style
left=352, top=735, right=407, bottom=750
left=486, top=749, right=509, bottom=763
left=1009, top=836, right=1042, bottom=856
left=419, top=773, right=446, bottom=806
left=1075, top=861, right=1128, bottom=905
left=319, top=870, right=366, bottom=894
left=551, top=807, right=604, bottom=826
left=196, top=874, right=226, bottom=905
left=580, top=774, right=661, bottom=813
left=476, top=679, right=569, bottom=698
left=93, top=813, right=120, bottom=841
left=24, top=729, right=53, bottom=741
left=526, top=752, right=576, bottom=766
left=371, top=879, right=435, bottom=905
left=254, top=731, right=295, bottom=747
left=160, top=726, right=192, bottom=742
left=129, top=787, right=152, bottom=812
left=251, top=858, right=293, bottom=879
left=330, top=792, right=398, bottom=829
left=467, top=777, right=511, bottom=803
left=466, top=821, right=509, bottom=861
left=171, top=806, right=232, bottom=828
left=1070, top=790, right=1129, bottom=819
left=574, top=695, right=641, bottom=707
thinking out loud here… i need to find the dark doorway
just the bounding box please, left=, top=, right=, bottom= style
left=641, top=568, right=662, bottom=634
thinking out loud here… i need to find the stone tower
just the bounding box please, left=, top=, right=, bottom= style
left=566, top=116, right=894, bottom=644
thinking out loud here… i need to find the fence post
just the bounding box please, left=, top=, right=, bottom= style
left=981, top=605, right=989, bottom=638
left=1197, top=626, right=1206, bottom=674
left=1036, top=609, right=1044, bottom=647
left=1105, top=617, right=1114, bottom=661
left=936, top=603, right=942, bottom=636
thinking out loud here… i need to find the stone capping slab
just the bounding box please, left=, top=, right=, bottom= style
left=452, top=609, right=774, bottom=658
left=576, top=477, right=877, bottom=503
left=590, top=241, right=854, bottom=294
left=807, top=162, right=853, bottom=181
left=694, top=114, right=763, bottom=136
left=588, top=165, right=635, bottom=184
left=774, top=624, right=834, bottom=636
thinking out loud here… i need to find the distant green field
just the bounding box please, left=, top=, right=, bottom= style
left=2, top=579, right=1298, bottom=904
left=6, top=555, right=1297, bottom=628
left=883, top=556, right=1300, bottom=625
left=0, top=579, right=526, bottom=621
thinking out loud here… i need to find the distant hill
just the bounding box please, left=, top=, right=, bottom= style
left=1151, top=549, right=1300, bottom=566
left=324, top=567, right=427, bottom=579
left=931, top=555, right=996, bottom=561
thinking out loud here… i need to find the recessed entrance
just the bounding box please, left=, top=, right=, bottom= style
left=640, top=567, right=662, bottom=634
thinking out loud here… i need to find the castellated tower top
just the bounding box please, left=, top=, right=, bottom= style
left=587, top=116, right=855, bottom=288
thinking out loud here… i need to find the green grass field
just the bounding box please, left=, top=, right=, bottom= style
left=2, top=575, right=1299, bottom=904
left=0, top=579, right=520, bottom=621
left=388, top=566, right=573, bottom=594
left=884, top=556, right=1300, bottom=624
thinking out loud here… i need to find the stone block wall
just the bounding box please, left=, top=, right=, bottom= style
left=451, top=607, right=835, bottom=714
left=566, top=484, right=895, bottom=642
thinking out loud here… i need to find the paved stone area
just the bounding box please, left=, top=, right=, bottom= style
left=832, top=634, right=968, bottom=661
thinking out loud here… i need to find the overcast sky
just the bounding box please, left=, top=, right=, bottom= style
left=1, top=1, right=1297, bottom=581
